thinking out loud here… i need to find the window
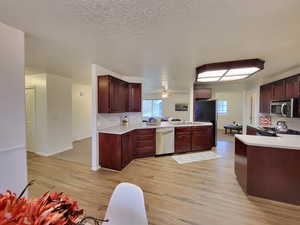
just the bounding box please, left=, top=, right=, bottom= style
left=142, top=99, right=163, bottom=117
left=217, top=100, right=228, bottom=114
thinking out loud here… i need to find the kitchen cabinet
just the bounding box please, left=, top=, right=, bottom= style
left=175, top=127, right=192, bottom=153
left=191, top=126, right=213, bottom=151
left=99, top=132, right=133, bottom=171
left=121, top=132, right=133, bottom=168
left=235, top=138, right=300, bottom=206
left=194, top=88, right=212, bottom=99
left=285, top=75, right=299, bottom=99
left=128, top=83, right=142, bottom=112
left=98, top=75, right=141, bottom=113
left=133, top=129, right=156, bottom=158
left=272, top=80, right=286, bottom=101
left=110, top=77, right=129, bottom=113
left=259, top=84, right=273, bottom=113
left=246, top=126, right=257, bottom=135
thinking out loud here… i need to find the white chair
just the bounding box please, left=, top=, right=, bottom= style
left=104, top=183, right=148, bottom=225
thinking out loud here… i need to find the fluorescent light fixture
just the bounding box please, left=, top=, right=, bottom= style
left=197, top=77, right=221, bottom=82
left=198, top=69, right=227, bottom=78
left=225, top=67, right=260, bottom=76
left=196, top=59, right=265, bottom=83
left=220, top=75, right=249, bottom=81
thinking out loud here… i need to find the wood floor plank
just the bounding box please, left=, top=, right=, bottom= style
left=27, top=133, right=300, bottom=225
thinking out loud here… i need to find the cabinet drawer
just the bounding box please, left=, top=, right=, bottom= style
left=191, top=126, right=211, bottom=132
left=135, top=134, right=155, bottom=141
left=135, top=140, right=154, bottom=148
left=175, top=127, right=191, bottom=133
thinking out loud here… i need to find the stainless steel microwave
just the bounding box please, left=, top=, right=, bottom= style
left=270, top=98, right=298, bottom=118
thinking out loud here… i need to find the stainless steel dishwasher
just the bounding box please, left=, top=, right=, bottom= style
left=156, top=127, right=174, bottom=155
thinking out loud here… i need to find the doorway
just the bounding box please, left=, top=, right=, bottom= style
left=25, top=88, right=36, bottom=152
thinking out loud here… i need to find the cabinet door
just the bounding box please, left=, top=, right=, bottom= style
left=285, top=76, right=299, bottom=99
left=246, top=126, right=257, bottom=135
left=191, top=126, right=213, bottom=151
left=121, top=132, right=132, bottom=168
left=98, top=76, right=111, bottom=113
left=99, top=133, right=122, bottom=170
left=119, top=80, right=129, bottom=112
left=175, top=127, right=191, bottom=153
left=194, top=88, right=212, bottom=99
left=129, top=83, right=142, bottom=112
left=109, top=78, right=121, bottom=113
left=272, top=80, right=286, bottom=100
left=109, top=78, right=129, bottom=113
left=260, top=84, right=273, bottom=113
left=133, top=129, right=156, bottom=158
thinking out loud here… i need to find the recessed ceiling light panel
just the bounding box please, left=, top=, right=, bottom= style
left=197, top=77, right=221, bottom=82
left=225, top=67, right=260, bottom=76
left=220, top=75, right=249, bottom=81
left=198, top=69, right=227, bottom=78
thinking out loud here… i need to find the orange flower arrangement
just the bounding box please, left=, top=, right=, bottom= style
left=0, top=182, right=83, bottom=225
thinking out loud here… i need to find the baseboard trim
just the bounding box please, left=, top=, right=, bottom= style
left=35, top=146, right=73, bottom=157
left=0, top=145, right=25, bottom=153
left=73, top=136, right=91, bottom=142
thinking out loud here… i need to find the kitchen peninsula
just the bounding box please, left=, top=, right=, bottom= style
left=235, top=134, right=300, bottom=205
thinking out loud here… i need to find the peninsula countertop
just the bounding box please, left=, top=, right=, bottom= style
left=98, top=121, right=213, bottom=135
left=235, top=134, right=300, bottom=150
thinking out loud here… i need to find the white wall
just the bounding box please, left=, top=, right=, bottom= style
left=72, top=83, right=92, bottom=140
left=0, top=22, right=27, bottom=194
left=47, top=74, right=73, bottom=155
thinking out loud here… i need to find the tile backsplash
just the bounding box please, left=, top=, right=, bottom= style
left=97, top=112, right=143, bottom=130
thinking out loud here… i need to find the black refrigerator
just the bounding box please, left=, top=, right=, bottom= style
left=194, top=100, right=217, bottom=146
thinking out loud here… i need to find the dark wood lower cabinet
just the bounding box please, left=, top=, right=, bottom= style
left=191, top=126, right=213, bottom=151
left=121, top=132, right=133, bottom=168
left=100, top=126, right=214, bottom=171
left=99, top=133, right=123, bottom=171
left=235, top=138, right=300, bottom=205
left=99, top=129, right=155, bottom=171
left=133, top=129, right=156, bottom=158
left=246, top=126, right=257, bottom=135
left=175, top=126, right=213, bottom=153
left=175, top=127, right=191, bottom=153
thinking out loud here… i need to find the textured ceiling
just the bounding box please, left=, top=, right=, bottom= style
left=0, top=0, right=300, bottom=91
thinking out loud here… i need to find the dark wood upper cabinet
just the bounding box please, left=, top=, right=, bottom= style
left=129, top=83, right=142, bottom=112
left=98, top=75, right=141, bottom=113
left=285, top=75, right=299, bottom=99
left=259, top=84, right=273, bottom=113
left=194, top=88, right=212, bottom=99
left=272, top=80, right=286, bottom=101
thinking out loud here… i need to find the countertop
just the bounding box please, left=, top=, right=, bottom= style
left=235, top=134, right=300, bottom=150
left=98, top=121, right=213, bottom=135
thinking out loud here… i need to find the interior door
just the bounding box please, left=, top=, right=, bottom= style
left=25, top=88, right=36, bottom=152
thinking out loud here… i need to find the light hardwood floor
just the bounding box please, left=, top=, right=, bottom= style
left=27, top=131, right=300, bottom=225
